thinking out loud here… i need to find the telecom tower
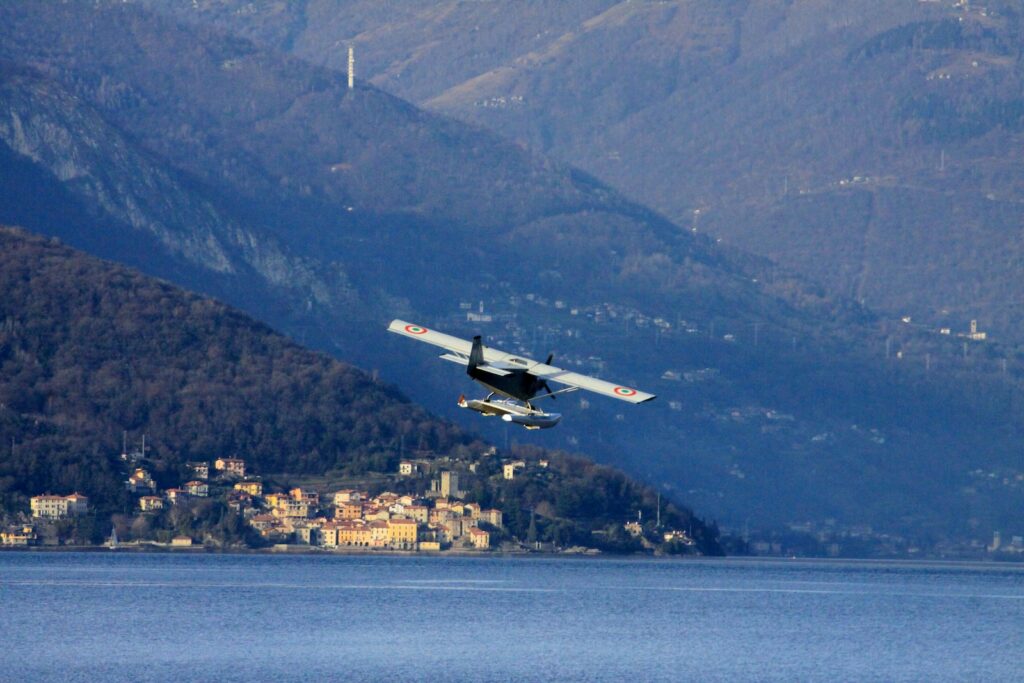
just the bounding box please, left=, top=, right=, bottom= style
left=347, top=46, right=355, bottom=89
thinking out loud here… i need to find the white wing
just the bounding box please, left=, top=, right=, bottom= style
left=388, top=319, right=472, bottom=357
left=388, top=319, right=655, bottom=404
left=526, top=362, right=656, bottom=404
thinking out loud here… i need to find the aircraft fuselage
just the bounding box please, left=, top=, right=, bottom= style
left=467, top=366, right=543, bottom=403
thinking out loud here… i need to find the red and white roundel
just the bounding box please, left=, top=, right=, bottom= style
left=405, top=325, right=428, bottom=335
left=614, top=386, right=638, bottom=397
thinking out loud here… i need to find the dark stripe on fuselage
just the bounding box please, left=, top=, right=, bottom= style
left=467, top=367, right=538, bottom=402
left=467, top=334, right=542, bottom=401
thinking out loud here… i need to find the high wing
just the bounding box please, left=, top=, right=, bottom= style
left=388, top=319, right=524, bottom=376
left=388, top=319, right=655, bottom=404
left=518, top=361, right=655, bottom=404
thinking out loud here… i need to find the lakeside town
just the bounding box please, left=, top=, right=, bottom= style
left=1, top=443, right=700, bottom=555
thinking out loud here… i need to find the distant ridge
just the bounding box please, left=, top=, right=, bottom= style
left=164, top=0, right=1024, bottom=342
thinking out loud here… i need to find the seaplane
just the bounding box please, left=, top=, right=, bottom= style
left=388, top=320, right=655, bottom=429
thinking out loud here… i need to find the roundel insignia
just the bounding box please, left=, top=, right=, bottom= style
left=614, top=386, right=638, bottom=397
left=405, top=325, right=428, bottom=335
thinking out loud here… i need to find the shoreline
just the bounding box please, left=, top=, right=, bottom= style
left=3, top=545, right=1023, bottom=566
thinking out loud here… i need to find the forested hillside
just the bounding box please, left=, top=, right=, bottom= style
left=0, top=226, right=472, bottom=511
left=0, top=227, right=720, bottom=553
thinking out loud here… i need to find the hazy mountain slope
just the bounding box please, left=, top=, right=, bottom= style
left=2, top=1, right=1024, bottom=546
left=0, top=61, right=370, bottom=332
left=0, top=2, right=793, bottom=330
left=167, top=0, right=1024, bottom=342
left=0, top=1, right=831, bottom=375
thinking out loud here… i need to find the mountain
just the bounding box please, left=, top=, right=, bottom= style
left=1, top=1, right=1023, bottom=550
left=164, top=0, right=1024, bottom=343
left=0, top=225, right=470, bottom=507
left=0, top=226, right=719, bottom=553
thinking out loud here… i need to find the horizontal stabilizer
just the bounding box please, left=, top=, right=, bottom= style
left=474, top=364, right=511, bottom=377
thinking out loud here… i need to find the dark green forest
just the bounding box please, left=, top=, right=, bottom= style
left=0, top=226, right=473, bottom=512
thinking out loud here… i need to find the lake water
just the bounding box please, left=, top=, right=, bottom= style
left=1, top=552, right=1022, bottom=682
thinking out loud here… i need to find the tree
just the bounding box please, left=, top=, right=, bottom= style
left=526, top=509, right=538, bottom=545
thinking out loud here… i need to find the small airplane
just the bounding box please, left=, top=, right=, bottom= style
left=388, top=319, right=655, bottom=429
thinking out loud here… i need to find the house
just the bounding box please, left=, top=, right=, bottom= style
left=399, top=460, right=419, bottom=476
left=387, top=518, right=418, bottom=549
left=184, top=481, right=209, bottom=498
left=186, top=462, right=209, bottom=480
left=264, top=491, right=286, bottom=507
left=481, top=509, right=503, bottom=528
left=269, top=496, right=309, bottom=520
left=429, top=507, right=455, bottom=526
left=464, top=503, right=481, bottom=519
left=663, top=532, right=696, bottom=548
left=171, top=536, right=193, bottom=547
left=30, top=493, right=89, bottom=519
left=663, top=530, right=695, bottom=546
left=292, top=521, right=321, bottom=545
left=469, top=527, right=490, bottom=550
left=503, top=461, right=526, bottom=480
left=214, top=457, right=246, bottom=478
left=404, top=505, right=429, bottom=524
left=165, top=488, right=188, bottom=504
left=234, top=480, right=263, bottom=496
left=284, top=501, right=310, bottom=520
left=226, top=491, right=253, bottom=513
left=965, top=320, right=987, bottom=341
left=364, top=506, right=391, bottom=522
left=1, top=525, right=36, bottom=546
left=332, top=489, right=365, bottom=505
left=369, top=520, right=390, bottom=547
left=318, top=522, right=339, bottom=548
left=64, top=492, right=90, bottom=516
left=249, top=514, right=278, bottom=535
left=336, top=501, right=363, bottom=520
left=139, top=496, right=164, bottom=512
left=441, top=516, right=465, bottom=542
left=290, top=488, right=319, bottom=508
left=126, top=468, right=156, bottom=494
left=337, top=520, right=372, bottom=547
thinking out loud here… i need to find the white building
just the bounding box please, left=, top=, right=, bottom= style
left=30, top=493, right=89, bottom=519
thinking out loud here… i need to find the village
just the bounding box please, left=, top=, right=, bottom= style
left=1, top=445, right=698, bottom=554
left=3, top=454, right=504, bottom=551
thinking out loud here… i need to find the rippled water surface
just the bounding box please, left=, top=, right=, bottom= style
left=1, top=552, right=1022, bottom=681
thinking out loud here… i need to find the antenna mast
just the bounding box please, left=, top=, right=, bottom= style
left=347, top=45, right=355, bottom=89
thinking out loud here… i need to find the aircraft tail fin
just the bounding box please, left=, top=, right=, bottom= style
left=468, top=335, right=484, bottom=374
